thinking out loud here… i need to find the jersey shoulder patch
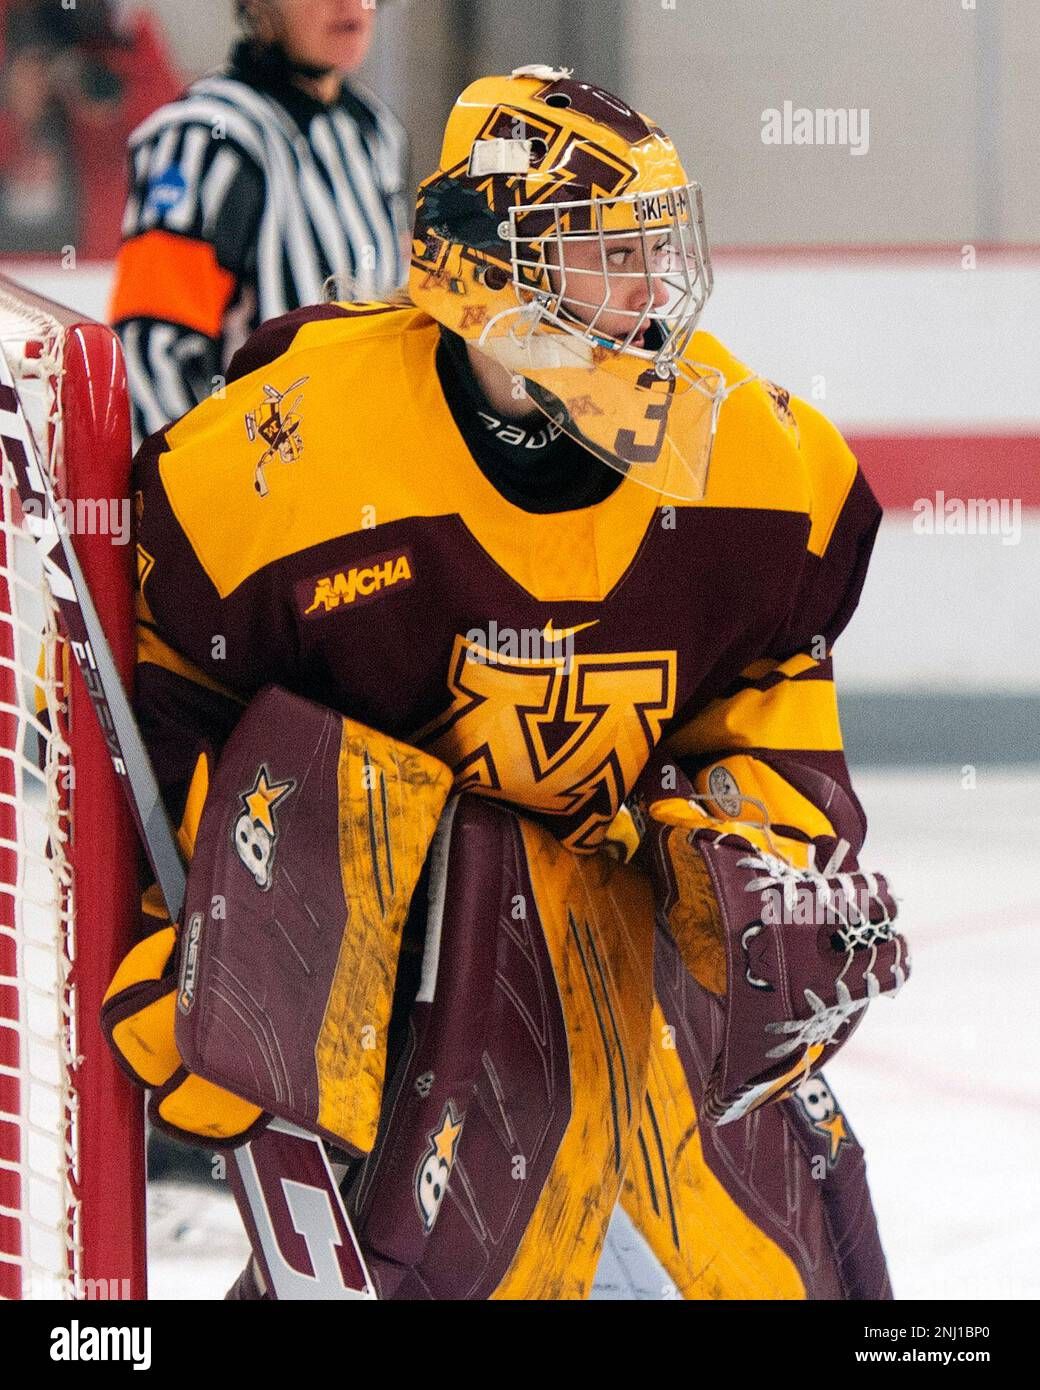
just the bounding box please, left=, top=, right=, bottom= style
left=158, top=306, right=442, bottom=599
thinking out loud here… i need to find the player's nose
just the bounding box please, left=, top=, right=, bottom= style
left=650, top=272, right=671, bottom=309
left=628, top=275, right=669, bottom=331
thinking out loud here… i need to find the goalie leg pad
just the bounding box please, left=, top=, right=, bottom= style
left=175, top=685, right=453, bottom=1153
left=347, top=794, right=657, bottom=1300
left=621, top=920, right=892, bottom=1300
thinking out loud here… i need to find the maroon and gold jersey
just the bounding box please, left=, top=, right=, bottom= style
left=133, top=302, right=881, bottom=857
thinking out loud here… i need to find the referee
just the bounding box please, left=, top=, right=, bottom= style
left=110, top=0, right=408, bottom=437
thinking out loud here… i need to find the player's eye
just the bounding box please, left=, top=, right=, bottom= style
left=650, top=243, right=678, bottom=272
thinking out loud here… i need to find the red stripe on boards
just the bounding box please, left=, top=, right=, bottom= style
left=846, top=433, right=1040, bottom=510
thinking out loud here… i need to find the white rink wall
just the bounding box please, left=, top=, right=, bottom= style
left=3, top=254, right=1037, bottom=699
left=707, top=250, right=1040, bottom=700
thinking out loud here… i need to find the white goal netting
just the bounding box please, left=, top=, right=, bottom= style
left=0, top=277, right=143, bottom=1300
left=0, top=287, right=80, bottom=1299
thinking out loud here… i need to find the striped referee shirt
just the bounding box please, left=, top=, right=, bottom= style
left=111, top=41, right=409, bottom=438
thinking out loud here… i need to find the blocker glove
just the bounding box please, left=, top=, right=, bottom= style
left=101, top=686, right=453, bottom=1150
left=100, top=748, right=270, bottom=1145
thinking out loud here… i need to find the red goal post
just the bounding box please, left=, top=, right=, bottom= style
left=0, top=274, right=145, bottom=1300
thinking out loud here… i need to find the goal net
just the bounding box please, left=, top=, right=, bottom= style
left=0, top=275, right=145, bottom=1300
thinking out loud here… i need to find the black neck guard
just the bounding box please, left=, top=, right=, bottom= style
left=436, top=328, right=622, bottom=514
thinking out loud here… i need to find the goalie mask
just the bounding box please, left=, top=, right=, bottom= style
left=410, top=66, right=748, bottom=501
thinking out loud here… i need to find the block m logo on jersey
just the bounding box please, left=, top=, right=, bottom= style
left=419, top=636, right=677, bottom=852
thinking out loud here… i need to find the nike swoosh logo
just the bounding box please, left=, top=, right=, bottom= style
left=541, top=619, right=600, bottom=643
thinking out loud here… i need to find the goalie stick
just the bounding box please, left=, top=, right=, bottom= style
left=0, top=349, right=374, bottom=1300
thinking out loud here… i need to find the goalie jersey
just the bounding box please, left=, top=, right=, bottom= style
left=132, top=301, right=882, bottom=860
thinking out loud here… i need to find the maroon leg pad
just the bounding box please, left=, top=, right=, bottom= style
left=654, top=920, right=892, bottom=1299
left=347, top=795, right=573, bottom=1299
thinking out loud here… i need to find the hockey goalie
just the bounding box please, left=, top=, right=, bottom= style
left=101, top=66, right=909, bottom=1300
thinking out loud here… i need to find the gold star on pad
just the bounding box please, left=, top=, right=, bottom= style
left=243, top=768, right=294, bottom=834
left=819, top=1110, right=849, bottom=1163
left=432, top=1107, right=463, bottom=1163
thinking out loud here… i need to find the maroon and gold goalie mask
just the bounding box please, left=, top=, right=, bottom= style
left=410, top=65, right=752, bottom=501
